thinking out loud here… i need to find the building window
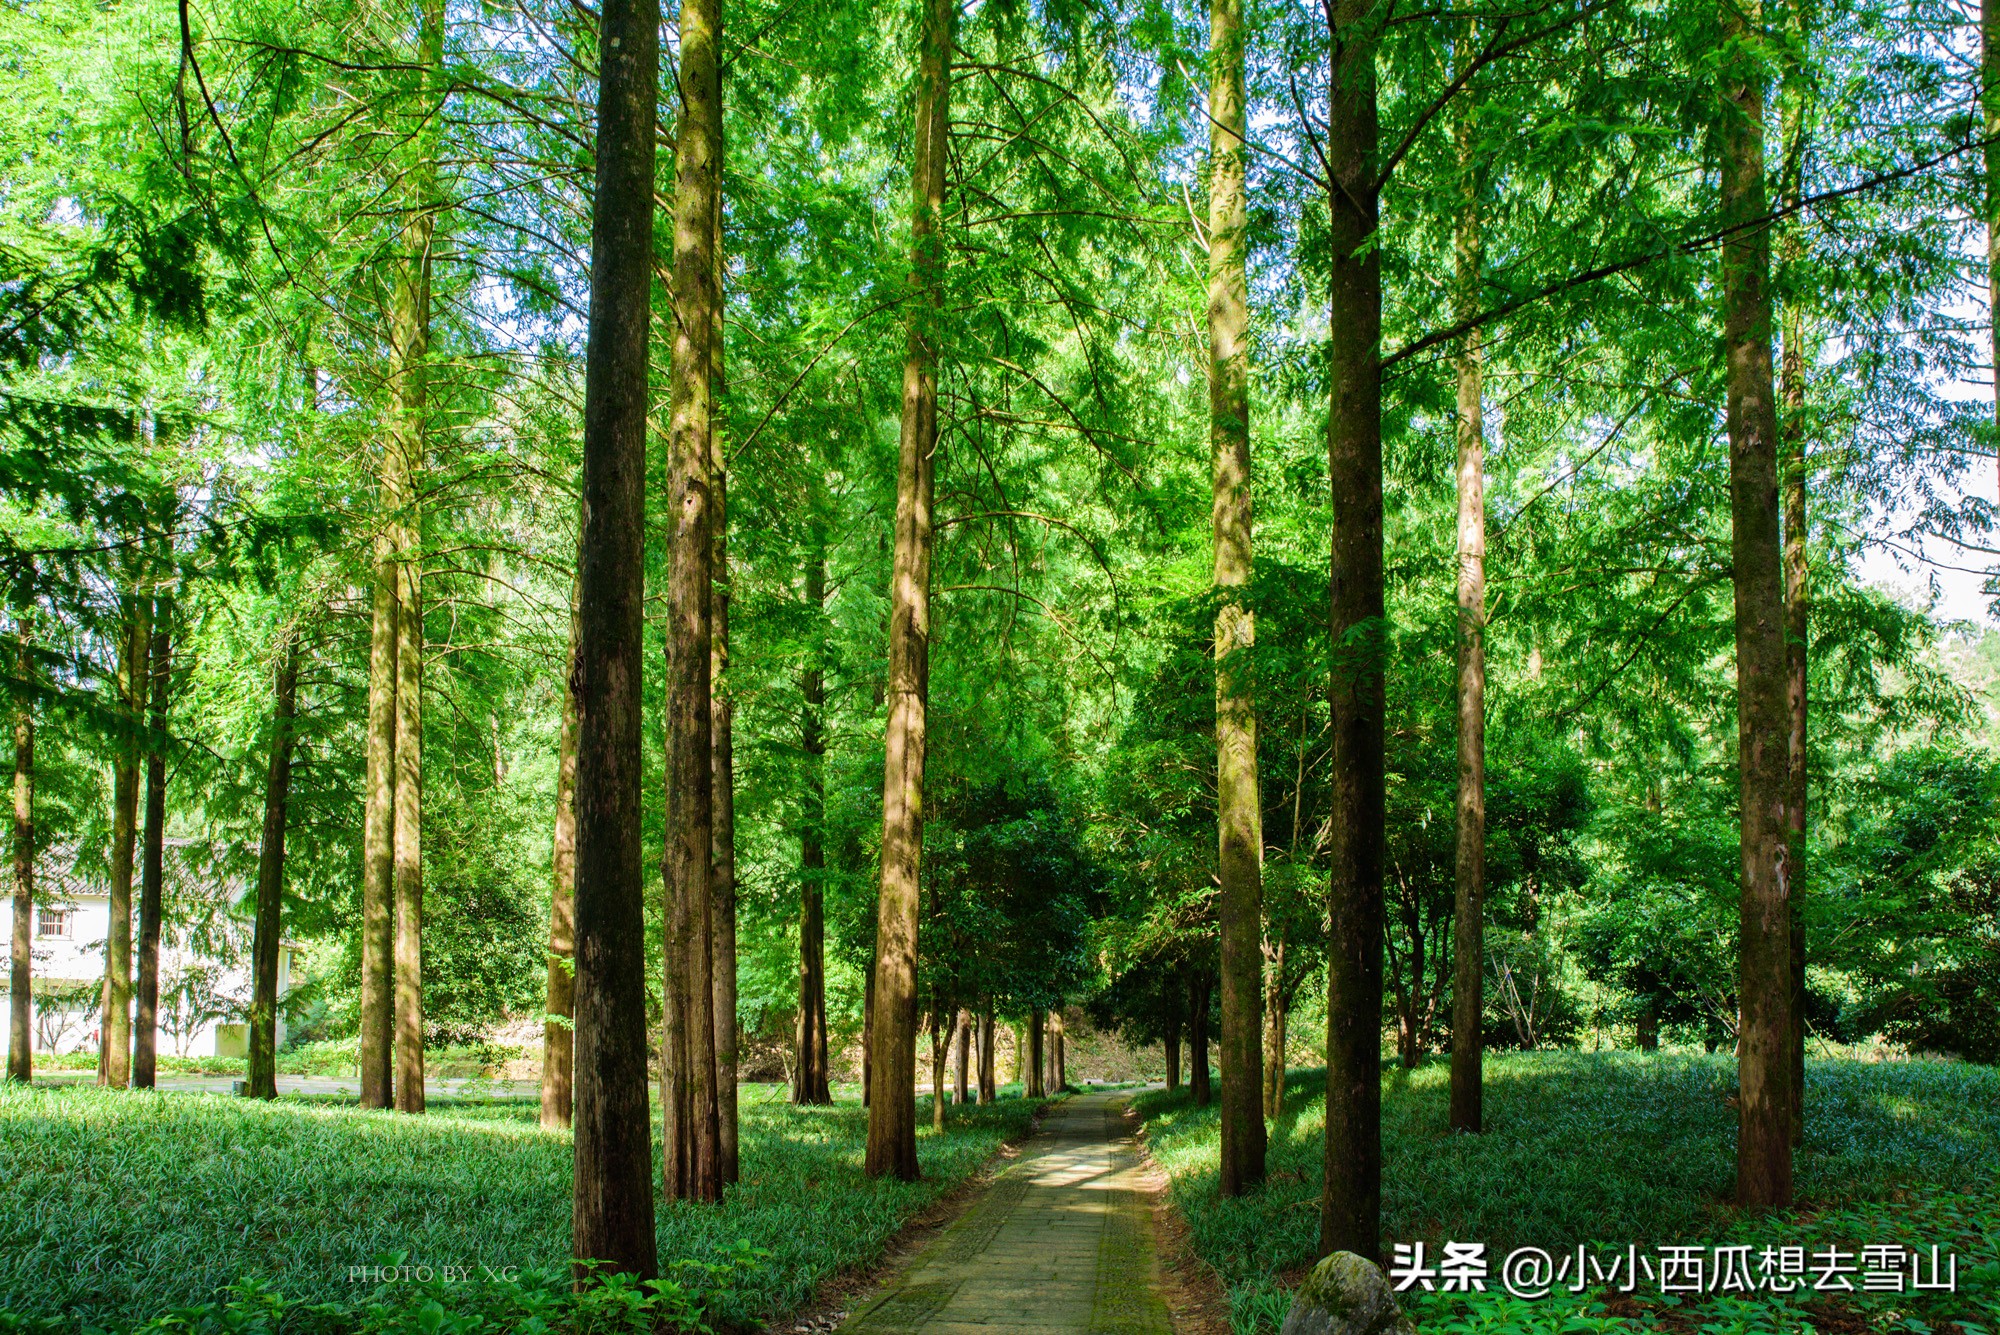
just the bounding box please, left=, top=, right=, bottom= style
left=35, top=907, right=72, bottom=939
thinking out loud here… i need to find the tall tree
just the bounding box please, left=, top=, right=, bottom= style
left=793, top=550, right=831, bottom=1105
left=247, top=638, right=298, bottom=1101
left=133, top=585, right=172, bottom=1089
left=661, top=0, right=723, bottom=1204
left=866, top=0, right=953, bottom=1184
left=568, top=0, right=661, bottom=1275
left=1720, top=0, right=1794, bottom=1209
left=1207, top=0, right=1266, bottom=1198
left=1448, top=54, right=1487, bottom=1137
left=101, top=583, right=149, bottom=1088
left=542, top=596, right=579, bottom=1130
left=709, top=188, right=739, bottom=1188
left=8, top=631, right=29, bottom=1083
left=1320, top=0, right=1385, bottom=1260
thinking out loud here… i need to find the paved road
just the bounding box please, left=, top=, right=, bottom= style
left=840, top=1092, right=1173, bottom=1335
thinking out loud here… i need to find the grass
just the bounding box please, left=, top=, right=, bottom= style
left=30, top=1040, right=527, bottom=1080
left=1134, top=1052, right=2000, bottom=1334
left=0, top=1080, right=1047, bottom=1332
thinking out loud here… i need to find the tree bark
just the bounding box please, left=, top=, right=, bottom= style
left=1051, top=1006, right=1067, bottom=1092
left=1164, top=1018, right=1180, bottom=1093
left=930, top=1009, right=948, bottom=1130
left=102, top=588, right=149, bottom=1088
left=387, top=0, right=444, bottom=1120
left=9, top=632, right=31, bottom=1083
left=1448, top=55, right=1487, bottom=1136
left=1262, top=938, right=1286, bottom=1119
left=1779, top=0, right=1813, bottom=1154
left=1188, top=974, right=1212, bottom=1106
left=952, top=1008, right=971, bottom=1104
left=542, top=589, right=580, bottom=1130
left=662, top=0, right=723, bottom=1204
left=569, top=0, right=660, bottom=1276
left=1025, top=1006, right=1044, bottom=1097
left=134, top=590, right=172, bottom=1089
left=359, top=536, right=398, bottom=1110
left=1720, top=0, right=1794, bottom=1210
left=1321, top=0, right=1385, bottom=1260
left=248, top=639, right=298, bottom=1101
left=793, top=552, right=831, bottom=1105
left=977, top=1002, right=995, bottom=1103
left=867, top=0, right=952, bottom=1184
left=1207, top=0, right=1265, bottom=1197
left=710, top=173, right=738, bottom=1188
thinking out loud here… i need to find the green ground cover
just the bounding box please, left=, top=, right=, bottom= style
left=0, top=1082, right=1045, bottom=1333
left=1134, top=1052, right=2000, bottom=1334
left=29, top=1040, right=525, bottom=1080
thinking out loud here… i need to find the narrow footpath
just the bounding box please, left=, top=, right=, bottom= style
left=839, top=1091, right=1174, bottom=1335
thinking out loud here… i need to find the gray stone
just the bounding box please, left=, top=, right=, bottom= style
left=1279, top=1252, right=1416, bottom=1335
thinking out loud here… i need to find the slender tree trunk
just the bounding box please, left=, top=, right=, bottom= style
left=952, top=1008, right=970, bottom=1104
left=1188, top=975, right=1211, bottom=1106
left=862, top=970, right=874, bottom=1107
left=1321, top=0, right=1385, bottom=1260
left=1052, top=1007, right=1067, bottom=1092
left=134, top=592, right=172, bottom=1089
left=569, top=0, right=661, bottom=1275
left=1262, top=939, right=1286, bottom=1119
left=1637, top=1002, right=1659, bottom=1051
left=977, top=1002, right=995, bottom=1103
left=542, top=591, right=580, bottom=1130
left=359, top=542, right=398, bottom=1110
left=794, top=554, right=831, bottom=1105
left=1448, top=52, right=1487, bottom=1139
left=930, top=1009, right=948, bottom=1130
left=1025, top=1006, right=1044, bottom=1097
left=102, top=589, right=149, bottom=1088
left=710, top=181, right=738, bottom=1188
left=867, top=0, right=952, bottom=1184
left=248, top=640, right=298, bottom=1101
left=9, top=634, right=31, bottom=1083
left=1780, top=0, right=1814, bottom=1154
left=387, top=0, right=443, bottom=1120
left=1720, top=0, right=1794, bottom=1210
left=663, top=0, right=723, bottom=1203
left=1207, top=0, right=1266, bottom=1197
left=1164, top=1020, right=1180, bottom=1093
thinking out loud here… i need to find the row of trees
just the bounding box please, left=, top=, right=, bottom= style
left=3, top=0, right=1994, bottom=1283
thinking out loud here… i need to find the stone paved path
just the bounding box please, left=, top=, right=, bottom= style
left=839, top=1091, right=1174, bottom=1335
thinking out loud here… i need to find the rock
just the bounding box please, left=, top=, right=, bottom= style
left=1279, top=1252, right=1417, bottom=1335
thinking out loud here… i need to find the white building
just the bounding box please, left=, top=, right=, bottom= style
left=0, top=843, right=300, bottom=1061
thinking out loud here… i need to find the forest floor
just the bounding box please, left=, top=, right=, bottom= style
left=836, top=1091, right=1173, bottom=1335
left=0, top=1080, right=1049, bottom=1333
left=1134, top=1051, right=2000, bottom=1334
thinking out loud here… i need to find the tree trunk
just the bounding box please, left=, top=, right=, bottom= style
left=569, top=0, right=661, bottom=1276
left=952, top=1008, right=970, bottom=1104
left=930, top=1009, right=948, bottom=1130
left=1720, top=0, right=1795, bottom=1211
left=1025, top=1006, right=1044, bottom=1098
left=1637, top=1002, right=1659, bottom=1051
left=1188, top=975, right=1211, bottom=1106
left=662, top=0, right=723, bottom=1203
left=794, top=553, right=831, bottom=1105
left=1448, top=49, right=1487, bottom=1138
left=9, top=633, right=32, bottom=1083
left=542, top=590, right=580, bottom=1130
left=102, top=588, right=149, bottom=1088
left=387, top=0, right=443, bottom=1120
left=977, top=1002, right=995, bottom=1103
left=1779, top=0, right=1813, bottom=1154
left=1262, top=938, right=1286, bottom=1119
left=1321, top=0, right=1385, bottom=1260
left=709, top=182, right=739, bottom=1188
left=1052, top=1007, right=1067, bottom=1092
left=867, top=0, right=952, bottom=1185
left=1164, top=1020, right=1180, bottom=1093
left=134, top=591, right=173, bottom=1089
left=359, top=537, right=398, bottom=1110
left=248, top=640, right=298, bottom=1101
left=862, top=970, right=874, bottom=1107
left=1207, top=0, right=1265, bottom=1198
